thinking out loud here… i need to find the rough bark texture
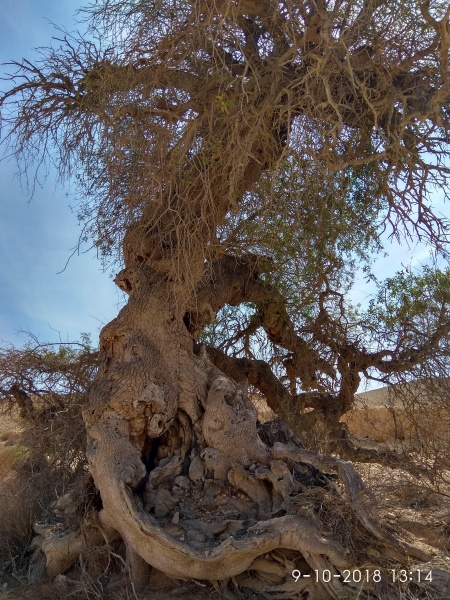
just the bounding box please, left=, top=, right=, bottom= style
left=83, top=264, right=356, bottom=591
left=18, top=258, right=421, bottom=598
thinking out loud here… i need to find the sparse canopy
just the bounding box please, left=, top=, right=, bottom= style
left=3, top=0, right=450, bottom=261
left=1, top=0, right=450, bottom=597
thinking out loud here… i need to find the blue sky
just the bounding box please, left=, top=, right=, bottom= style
left=0, top=1, right=124, bottom=347
left=0, top=1, right=448, bottom=354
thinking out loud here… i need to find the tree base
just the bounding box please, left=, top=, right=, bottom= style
left=25, top=332, right=441, bottom=599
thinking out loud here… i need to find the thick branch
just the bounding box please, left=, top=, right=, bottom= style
left=312, top=289, right=450, bottom=409
left=187, top=253, right=265, bottom=335
left=205, top=346, right=338, bottom=440
left=8, top=384, right=35, bottom=419
left=190, top=253, right=335, bottom=388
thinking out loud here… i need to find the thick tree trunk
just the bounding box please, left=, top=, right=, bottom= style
left=22, top=204, right=431, bottom=597
left=23, top=262, right=411, bottom=599
left=24, top=259, right=432, bottom=599
left=81, top=264, right=353, bottom=596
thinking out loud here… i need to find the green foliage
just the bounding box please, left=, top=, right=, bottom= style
left=366, top=266, right=450, bottom=331
left=205, top=159, right=384, bottom=365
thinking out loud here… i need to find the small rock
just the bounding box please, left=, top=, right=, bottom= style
left=187, top=529, right=207, bottom=543
left=174, top=475, right=191, bottom=489
left=189, top=455, right=205, bottom=483
left=154, top=488, right=179, bottom=519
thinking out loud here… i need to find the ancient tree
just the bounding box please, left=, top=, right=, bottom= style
left=2, top=0, right=450, bottom=597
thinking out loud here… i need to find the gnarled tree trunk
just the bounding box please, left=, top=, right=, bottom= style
left=35, top=252, right=417, bottom=599
left=82, top=265, right=348, bottom=597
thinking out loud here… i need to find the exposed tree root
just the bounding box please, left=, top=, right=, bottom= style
left=28, top=522, right=109, bottom=583
left=336, top=433, right=432, bottom=479
left=271, top=443, right=431, bottom=563
left=28, top=365, right=433, bottom=598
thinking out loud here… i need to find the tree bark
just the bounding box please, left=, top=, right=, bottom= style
left=24, top=260, right=411, bottom=597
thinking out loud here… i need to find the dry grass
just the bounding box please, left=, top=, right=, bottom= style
left=0, top=474, right=35, bottom=570
left=0, top=413, right=31, bottom=571
left=0, top=446, right=25, bottom=479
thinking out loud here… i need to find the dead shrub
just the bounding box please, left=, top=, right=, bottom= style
left=0, top=474, right=35, bottom=572
left=0, top=338, right=98, bottom=579
left=0, top=445, right=26, bottom=479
